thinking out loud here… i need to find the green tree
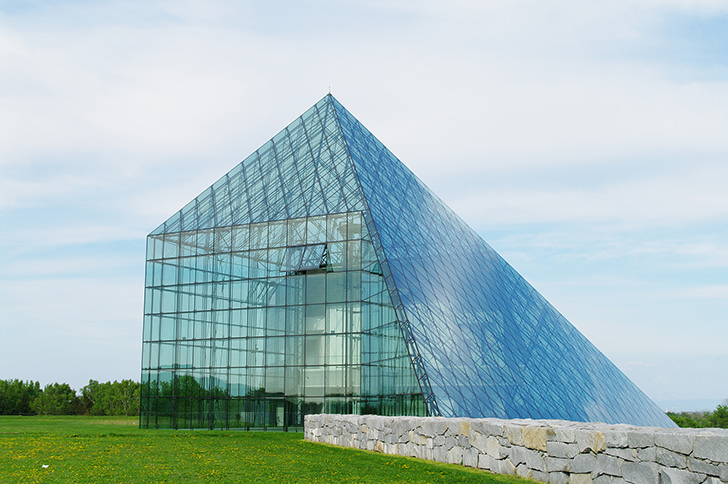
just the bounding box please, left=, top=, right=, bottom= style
left=0, top=379, right=42, bottom=415
left=708, top=405, right=728, bottom=429
left=81, top=379, right=103, bottom=415
left=33, top=383, right=82, bottom=415
left=81, top=379, right=141, bottom=416
left=667, top=412, right=700, bottom=428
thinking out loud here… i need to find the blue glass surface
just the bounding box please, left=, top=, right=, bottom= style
left=330, top=96, right=674, bottom=427
left=143, top=94, right=676, bottom=429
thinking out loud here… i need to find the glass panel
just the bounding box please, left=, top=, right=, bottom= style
left=287, top=218, right=306, bottom=246
left=268, top=221, right=287, bottom=248
left=249, top=223, right=268, bottom=249
left=285, top=336, right=304, bottom=366
left=327, top=213, right=348, bottom=242
left=286, top=306, right=305, bottom=335
left=163, top=233, right=181, bottom=259
left=307, top=216, right=326, bottom=244
left=214, top=226, right=233, bottom=252
left=231, top=225, right=249, bottom=251
left=300, top=244, right=326, bottom=271
left=306, top=273, right=325, bottom=304
left=304, top=368, right=324, bottom=396
left=266, top=337, right=285, bottom=366
left=305, top=304, right=325, bottom=334
left=347, top=212, right=362, bottom=240
left=327, top=303, right=345, bottom=334
left=326, top=272, right=346, bottom=303
left=326, top=335, right=345, bottom=365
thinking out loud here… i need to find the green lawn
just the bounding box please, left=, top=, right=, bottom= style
left=0, top=416, right=533, bottom=484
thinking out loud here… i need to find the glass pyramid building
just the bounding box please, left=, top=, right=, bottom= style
left=140, top=94, right=675, bottom=430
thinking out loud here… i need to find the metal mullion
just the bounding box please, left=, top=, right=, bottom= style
left=253, top=150, right=274, bottom=223
left=297, top=112, right=322, bottom=215
left=269, top=129, right=291, bottom=220
left=287, top=119, right=311, bottom=216
left=308, top=103, right=330, bottom=213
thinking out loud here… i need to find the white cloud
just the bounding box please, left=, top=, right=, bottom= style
left=677, top=284, right=728, bottom=299
left=1, top=0, right=726, bottom=404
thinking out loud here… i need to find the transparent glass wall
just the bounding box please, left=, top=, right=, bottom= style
left=140, top=211, right=425, bottom=429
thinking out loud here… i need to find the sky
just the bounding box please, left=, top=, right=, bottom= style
left=1, top=0, right=726, bottom=412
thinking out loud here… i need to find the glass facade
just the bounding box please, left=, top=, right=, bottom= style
left=141, top=94, right=676, bottom=430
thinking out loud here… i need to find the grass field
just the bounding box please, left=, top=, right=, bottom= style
left=0, top=416, right=532, bottom=483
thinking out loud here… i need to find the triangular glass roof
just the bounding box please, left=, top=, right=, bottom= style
left=151, top=96, right=366, bottom=234
left=152, top=94, right=675, bottom=427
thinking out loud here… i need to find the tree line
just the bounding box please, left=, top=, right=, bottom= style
left=0, top=379, right=140, bottom=416
left=667, top=401, right=728, bottom=429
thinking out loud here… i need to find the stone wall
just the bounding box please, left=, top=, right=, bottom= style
left=304, top=415, right=728, bottom=484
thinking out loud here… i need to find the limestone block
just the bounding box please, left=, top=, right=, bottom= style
left=605, top=447, right=638, bottom=462
left=432, top=445, right=449, bottom=463
left=611, top=477, right=628, bottom=484
left=458, top=434, right=471, bottom=449
left=654, top=432, right=694, bottom=456
left=693, top=434, right=728, bottom=463
left=496, top=458, right=516, bottom=476
left=594, top=453, right=622, bottom=477
left=425, top=447, right=434, bottom=461
left=621, top=461, right=659, bottom=484
left=703, top=478, right=722, bottom=484
left=486, top=436, right=503, bottom=459
left=571, top=474, right=594, bottom=484
left=593, top=474, right=612, bottom=484
left=533, top=470, right=550, bottom=483
left=627, top=432, right=654, bottom=449
left=656, top=447, right=687, bottom=469
left=517, top=463, right=534, bottom=479
left=434, top=435, right=445, bottom=447
left=447, top=446, right=464, bottom=465
left=459, top=420, right=471, bottom=437
left=470, top=431, right=487, bottom=452
left=432, top=419, right=450, bottom=437
left=637, top=447, right=656, bottom=462
left=468, top=420, right=491, bottom=437
left=555, top=427, right=577, bottom=443
left=510, top=446, right=528, bottom=466
left=524, top=427, right=553, bottom=451
left=525, top=448, right=547, bottom=472
left=419, top=420, right=439, bottom=438
left=507, top=426, right=525, bottom=446
left=658, top=467, right=703, bottom=484
left=444, top=435, right=457, bottom=451
left=548, top=441, right=580, bottom=459
left=546, top=457, right=573, bottom=473
left=412, top=431, right=428, bottom=446
left=478, top=454, right=495, bottom=471
left=462, top=447, right=478, bottom=468
left=605, top=430, right=629, bottom=449
left=482, top=420, right=506, bottom=437
left=576, top=430, right=607, bottom=453
left=572, top=453, right=597, bottom=474
left=550, top=471, right=570, bottom=484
